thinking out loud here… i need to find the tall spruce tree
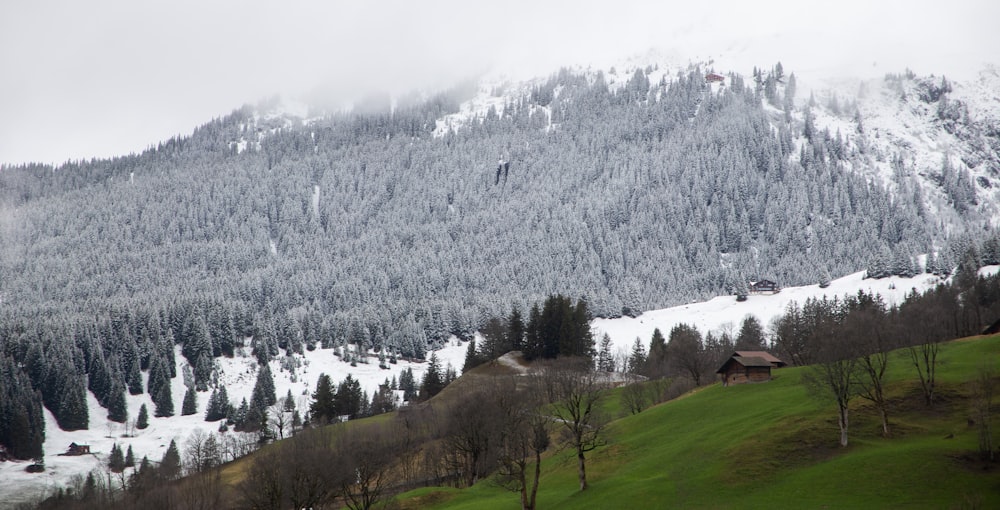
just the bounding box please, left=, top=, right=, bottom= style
left=181, top=386, right=198, bottom=416
left=419, top=353, right=444, bottom=401
left=309, top=373, right=336, bottom=424
left=136, top=403, right=149, bottom=429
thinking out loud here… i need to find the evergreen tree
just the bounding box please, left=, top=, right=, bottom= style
left=57, top=380, right=89, bottom=431
left=232, top=398, right=250, bottom=430
left=160, top=439, right=181, bottom=480
left=399, top=367, right=417, bottom=402
left=109, top=443, right=125, bottom=473
left=645, top=328, right=669, bottom=378
left=596, top=333, right=615, bottom=372
left=125, top=444, right=135, bottom=468
left=335, top=374, right=364, bottom=419
left=735, top=315, right=767, bottom=351
left=194, top=353, right=213, bottom=392
left=309, top=373, right=337, bottom=424
left=249, top=364, right=276, bottom=411
left=507, top=306, right=526, bottom=351
left=107, top=383, right=128, bottom=423
left=136, top=403, right=149, bottom=430
left=463, top=338, right=482, bottom=372
left=283, top=389, right=296, bottom=412
left=627, top=337, right=647, bottom=374
left=419, top=353, right=444, bottom=400
left=0, top=355, right=45, bottom=460
left=204, top=385, right=230, bottom=422
left=524, top=304, right=543, bottom=360
left=154, top=380, right=174, bottom=418
left=181, top=386, right=198, bottom=416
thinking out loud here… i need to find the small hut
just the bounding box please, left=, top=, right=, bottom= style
left=64, top=443, right=90, bottom=456
left=717, top=351, right=785, bottom=386
left=705, top=73, right=725, bottom=83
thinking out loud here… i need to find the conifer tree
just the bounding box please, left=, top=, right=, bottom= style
left=154, top=381, right=174, bottom=417
left=627, top=338, right=647, bottom=374
left=463, top=338, right=482, bottom=372
left=136, top=403, right=149, bottom=430
left=0, top=355, right=45, bottom=459
left=250, top=364, right=276, bottom=411
left=596, top=333, right=615, bottom=372
left=107, top=383, right=128, bottom=423
left=419, top=353, right=444, bottom=401
left=125, top=444, right=135, bottom=468
left=645, top=328, right=669, bottom=379
left=335, top=374, right=364, bottom=419
left=310, top=373, right=336, bottom=424
left=399, top=367, right=416, bottom=402
left=181, top=386, right=198, bottom=416
left=57, top=380, right=89, bottom=431
left=109, top=443, right=125, bottom=473
left=160, top=439, right=181, bottom=479
left=508, top=306, right=526, bottom=351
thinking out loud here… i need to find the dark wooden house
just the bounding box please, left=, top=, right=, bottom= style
left=64, top=443, right=90, bottom=456
left=717, top=351, right=785, bottom=386
left=705, top=73, right=725, bottom=83
left=982, top=318, right=1000, bottom=336
left=749, top=279, right=780, bottom=294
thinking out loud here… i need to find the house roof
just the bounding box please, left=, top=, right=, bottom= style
left=716, top=356, right=774, bottom=373
left=733, top=351, right=785, bottom=365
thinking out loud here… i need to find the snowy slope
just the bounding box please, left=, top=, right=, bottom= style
left=434, top=55, right=1000, bottom=237
left=593, top=267, right=996, bottom=365
left=0, top=339, right=467, bottom=507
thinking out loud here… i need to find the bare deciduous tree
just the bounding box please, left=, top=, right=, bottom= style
left=971, top=362, right=996, bottom=461
left=844, top=295, right=892, bottom=437
left=804, top=349, right=860, bottom=448
left=443, top=385, right=503, bottom=487
left=491, top=375, right=550, bottom=510
left=620, top=374, right=652, bottom=415
left=333, top=423, right=399, bottom=510
left=543, top=358, right=609, bottom=491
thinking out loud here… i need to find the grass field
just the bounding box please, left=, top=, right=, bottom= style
left=395, top=335, right=1000, bottom=509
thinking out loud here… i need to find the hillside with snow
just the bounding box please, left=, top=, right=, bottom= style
left=6, top=265, right=1000, bottom=506
left=0, top=341, right=468, bottom=507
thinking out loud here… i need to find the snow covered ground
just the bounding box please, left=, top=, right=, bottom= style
left=592, top=268, right=1000, bottom=364
left=0, top=338, right=468, bottom=507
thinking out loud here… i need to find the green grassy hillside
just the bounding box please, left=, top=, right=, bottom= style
left=398, top=335, right=1000, bottom=509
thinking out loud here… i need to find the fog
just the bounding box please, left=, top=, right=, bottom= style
left=1, top=0, right=996, bottom=166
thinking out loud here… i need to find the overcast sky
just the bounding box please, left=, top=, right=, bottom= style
left=2, top=0, right=997, bottom=166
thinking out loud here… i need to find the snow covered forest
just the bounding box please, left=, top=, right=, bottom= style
left=2, top=62, right=1000, bottom=460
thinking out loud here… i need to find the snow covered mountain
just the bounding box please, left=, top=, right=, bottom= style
left=423, top=56, right=1000, bottom=233
left=4, top=51, right=1000, bottom=507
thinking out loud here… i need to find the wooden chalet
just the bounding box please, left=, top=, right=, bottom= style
left=705, top=73, right=725, bottom=83
left=64, top=442, right=90, bottom=456
left=717, top=351, right=785, bottom=386
left=982, top=317, right=1000, bottom=336
left=749, top=279, right=780, bottom=294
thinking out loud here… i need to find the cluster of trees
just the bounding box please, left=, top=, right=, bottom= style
left=773, top=253, right=1000, bottom=448
left=246, top=357, right=606, bottom=510
left=465, top=295, right=594, bottom=371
